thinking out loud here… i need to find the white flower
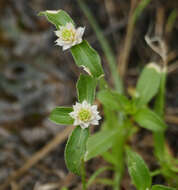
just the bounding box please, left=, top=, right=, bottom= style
left=55, top=22, right=85, bottom=50
left=69, top=100, right=101, bottom=129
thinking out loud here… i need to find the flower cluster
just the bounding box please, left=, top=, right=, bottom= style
left=55, top=23, right=85, bottom=50
left=69, top=100, right=101, bottom=129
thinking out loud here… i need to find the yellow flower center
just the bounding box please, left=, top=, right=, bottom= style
left=61, top=29, right=75, bottom=41
left=78, top=109, right=91, bottom=122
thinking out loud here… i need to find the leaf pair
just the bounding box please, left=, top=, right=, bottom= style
left=97, top=89, right=167, bottom=132
left=49, top=74, right=97, bottom=175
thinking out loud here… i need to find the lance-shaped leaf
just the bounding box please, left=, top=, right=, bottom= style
left=97, top=89, right=130, bottom=112
left=71, top=40, right=104, bottom=78
left=77, top=74, right=97, bottom=104
left=50, top=107, right=74, bottom=125
left=38, top=10, right=74, bottom=29
left=85, top=128, right=118, bottom=161
left=65, top=126, right=89, bottom=175
left=152, top=185, right=176, bottom=190
left=134, top=107, right=167, bottom=132
left=136, top=63, right=161, bottom=106
left=126, top=148, right=152, bottom=190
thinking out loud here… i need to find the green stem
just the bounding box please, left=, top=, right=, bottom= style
left=112, top=119, right=130, bottom=190
left=153, top=68, right=166, bottom=163
left=81, top=159, right=87, bottom=190
left=77, top=0, right=123, bottom=94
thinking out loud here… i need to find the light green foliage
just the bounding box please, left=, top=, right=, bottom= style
left=132, top=0, right=151, bottom=24
left=86, top=166, right=113, bottom=187
left=61, top=187, right=68, bottom=190
left=134, top=107, right=167, bottom=132
left=85, top=128, right=118, bottom=161
left=97, top=89, right=130, bottom=112
left=50, top=107, right=74, bottom=125
left=41, top=8, right=177, bottom=190
left=152, top=185, right=176, bottom=190
left=77, top=74, right=97, bottom=104
left=136, top=64, right=161, bottom=106
left=126, top=148, right=152, bottom=190
left=39, top=10, right=75, bottom=29
left=71, top=40, right=104, bottom=78
left=65, top=126, right=89, bottom=175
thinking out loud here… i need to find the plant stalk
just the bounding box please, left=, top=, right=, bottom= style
left=112, top=118, right=130, bottom=190
left=81, top=159, right=87, bottom=190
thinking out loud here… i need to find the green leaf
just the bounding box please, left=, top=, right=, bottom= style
left=126, top=148, right=152, bottom=190
left=134, top=107, right=167, bottom=132
left=152, top=185, right=176, bottom=190
left=77, top=74, right=97, bottom=104
left=38, top=10, right=74, bottom=29
left=84, top=128, right=118, bottom=161
left=103, top=106, right=118, bottom=129
left=97, top=89, right=130, bottom=112
left=154, top=69, right=167, bottom=117
left=65, top=126, right=89, bottom=175
left=136, top=63, right=161, bottom=106
left=71, top=40, right=104, bottom=78
left=49, top=107, right=74, bottom=125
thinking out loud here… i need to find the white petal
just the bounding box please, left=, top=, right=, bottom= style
left=54, top=30, right=61, bottom=37
left=82, top=100, right=88, bottom=107
left=80, top=122, right=89, bottom=129
left=91, top=105, right=97, bottom=111
left=76, top=27, right=85, bottom=38
left=74, top=119, right=80, bottom=126
left=91, top=120, right=99, bottom=125
left=66, top=22, right=75, bottom=30
left=55, top=39, right=66, bottom=46
left=62, top=44, right=72, bottom=51
left=96, top=115, right=101, bottom=120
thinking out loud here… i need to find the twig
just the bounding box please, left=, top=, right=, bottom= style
left=118, top=0, right=151, bottom=78
left=0, top=126, right=74, bottom=190
left=168, top=61, right=178, bottom=73
left=166, top=115, right=178, bottom=125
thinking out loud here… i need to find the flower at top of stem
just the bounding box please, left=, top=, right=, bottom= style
left=55, top=22, right=85, bottom=50
left=69, top=100, right=101, bottom=129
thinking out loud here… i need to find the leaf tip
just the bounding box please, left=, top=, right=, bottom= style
left=38, top=10, right=61, bottom=16
left=147, top=62, right=161, bottom=73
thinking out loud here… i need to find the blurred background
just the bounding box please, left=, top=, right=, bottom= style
left=0, top=0, right=178, bottom=189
